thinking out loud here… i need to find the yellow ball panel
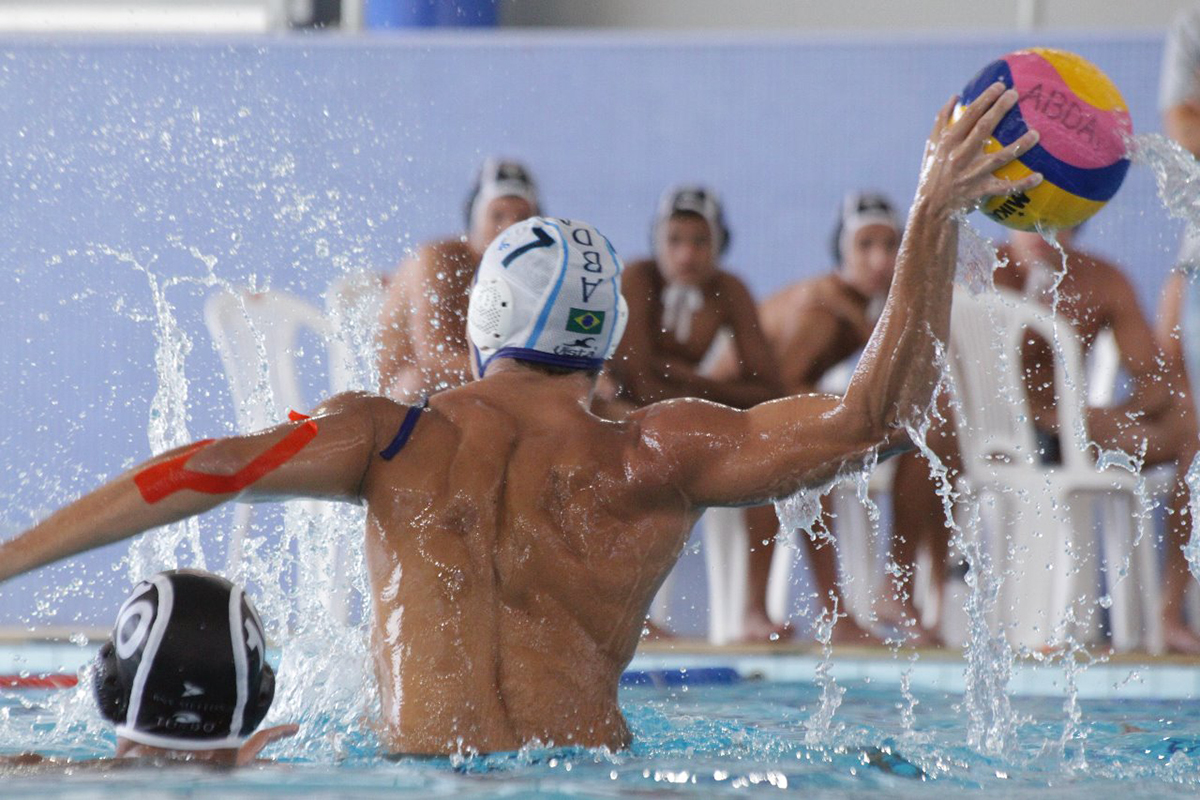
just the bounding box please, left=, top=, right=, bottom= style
left=952, top=107, right=1110, bottom=231
left=983, top=181, right=1106, bottom=231
left=1028, top=47, right=1128, bottom=113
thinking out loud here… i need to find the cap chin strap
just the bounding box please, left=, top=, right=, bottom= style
left=661, top=283, right=704, bottom=344
left=116, top=726, right=248, bottom=752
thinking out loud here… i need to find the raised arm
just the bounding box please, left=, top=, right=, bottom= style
left=633, top=83, right=1042, bottom=507
left=0, top=392, right=391, bottom=583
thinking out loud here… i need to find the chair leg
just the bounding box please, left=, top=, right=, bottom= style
left=1095, top=492, right=1137, bottom=652
left=766, top=524, right=796, bottom=624
left=703, top=507, right=748, bottom=645
left=1133, top=503, right=1164, bottom=654
left=831, top=486, right=874, bottom=625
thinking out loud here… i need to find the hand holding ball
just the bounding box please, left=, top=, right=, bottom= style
left=955, top=48, right=1132, bottom=231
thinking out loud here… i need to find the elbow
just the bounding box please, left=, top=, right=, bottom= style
left=835, top=392, right=896, bottom=453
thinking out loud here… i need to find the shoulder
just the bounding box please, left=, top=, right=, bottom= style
left=628, top=396, right=739, bottom=450
left=623, top=259, right=658, bottom=283
left=713, top=269, right=753, bottom=297
left=411, top=239, right=477, bottom=276
left=761, top=276, right=822, bottom=311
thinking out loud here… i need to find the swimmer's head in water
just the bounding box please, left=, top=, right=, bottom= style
left=831, top=191, right=902, bottom=298
left=467, top=216, right=627, bottom=377
left=653, top=185, right=729, bottom=286
left=464, top=158, right=540, bottom=252
left=92, top=569, right=275, bottom=751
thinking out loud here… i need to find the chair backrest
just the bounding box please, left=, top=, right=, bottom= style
left=324, top=271, right=388, bottom=393
left=948, top=286, right=1091, bottom=475
left=1085, top=328, right=1120, bottom=408
left=204, top=289, right=332, bottom=431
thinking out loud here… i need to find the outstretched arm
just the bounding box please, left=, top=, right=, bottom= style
left=634, top=83, right=1042, bottom=507
left=0, top=392, right=389, bottom=583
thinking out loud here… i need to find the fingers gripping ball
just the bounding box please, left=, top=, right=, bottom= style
left=955, top=48, right=1132, bottom=231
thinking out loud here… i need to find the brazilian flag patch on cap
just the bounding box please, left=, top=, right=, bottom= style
left=566, top=308, right=605, bottom=334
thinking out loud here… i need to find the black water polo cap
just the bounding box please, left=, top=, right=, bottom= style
left=92, top=569, right=275, bottom=750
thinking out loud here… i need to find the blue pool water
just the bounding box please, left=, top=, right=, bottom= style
left=4, top=679, right=1200, bottom=798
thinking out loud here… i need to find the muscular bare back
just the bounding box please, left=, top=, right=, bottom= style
left=361, top=370, right=697, bottom=753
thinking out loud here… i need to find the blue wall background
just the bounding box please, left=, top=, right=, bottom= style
left=0, top=31, right=1179, bottom=630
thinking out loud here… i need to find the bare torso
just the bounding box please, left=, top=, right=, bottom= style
left=612, top=259, right=781, bottom=409
left=378, top=239, right=480, bottom=402
left=359, top=373, right=697, bottom=754
left=995, top=243, right=1125, bottom=425
left=757, top=274, right=875, bottom=391
left=623, top=259, right=739, bottom=365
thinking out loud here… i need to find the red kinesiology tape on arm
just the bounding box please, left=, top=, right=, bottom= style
left=133, top=412, right=319, bottom=504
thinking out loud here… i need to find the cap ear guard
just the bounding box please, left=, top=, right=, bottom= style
left=605, top=293, right=629, bottom=359
left=241, top=661, right=275, bottom=735
left=92, top=639, right=127, bottom=725
left=467, top=277, right=516, bottom=354
left=830, top=217, right=845, bottom=265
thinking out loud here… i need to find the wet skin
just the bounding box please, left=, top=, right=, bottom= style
left=377, top=196, right=535, bottom=402
left=0, top=84, right=1041, bottom=755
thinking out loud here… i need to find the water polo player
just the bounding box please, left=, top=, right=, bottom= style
left=3, top=570, right=295, bottom=768
left=0, top=83, right=1041, bottom=755
left=378, top=157, right=540, bottom=402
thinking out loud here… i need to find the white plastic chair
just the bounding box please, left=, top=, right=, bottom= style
left=947, top=287, right=1162, bottom=653
left=204, top=288, right=350, bottom=622
left=702, top=353, right=892, bottom=645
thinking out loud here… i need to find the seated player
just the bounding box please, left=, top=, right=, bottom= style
left=2, top=570, right=295, bottom=768
left=609, top=185, right=783, bottom=410
left=377, top=158, right=539, bottom=401
left=892, top=224, right=1200, bottom=651
left=607, top=185, right=784, bottom=638
left=0, top=84, right=1039, bottom=754
left=708, top=191, right=901, bottom=644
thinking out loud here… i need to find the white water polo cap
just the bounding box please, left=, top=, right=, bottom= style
left=468, top=216, right=627, bottom=376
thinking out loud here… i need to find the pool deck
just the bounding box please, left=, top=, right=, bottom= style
left=1, top=631, right=1197, bottom=700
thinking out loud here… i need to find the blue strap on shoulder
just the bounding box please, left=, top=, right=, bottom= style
left=379, top=399, right=428, bottom=461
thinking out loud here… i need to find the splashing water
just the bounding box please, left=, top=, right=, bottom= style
left=804, top=600, right=845, bottom=746
left=1134, top=133, right=1200, bottom=588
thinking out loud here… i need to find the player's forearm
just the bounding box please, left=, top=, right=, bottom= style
left=1119, top=372, right=1174, bottom=420
left=843, top=196, right=958, bottom=440
left=0, top=449, right=227, bottom=582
